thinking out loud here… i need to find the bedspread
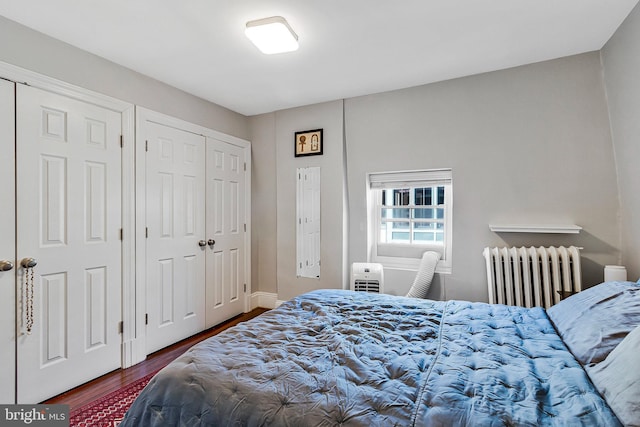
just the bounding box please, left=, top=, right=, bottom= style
left=120, top=290, right=620, bottom=426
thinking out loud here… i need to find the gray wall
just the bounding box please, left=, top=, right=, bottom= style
left=249, top=113, right=278, bottom=294
left=346, top=52, right=619, bottom=301
left=0, top=16, right=248, bottom=139
left=251, top=52, right=622, bottom=302
left=274, top=101, right=346, bottom=302
left=601, top=2, right=640, bottom=282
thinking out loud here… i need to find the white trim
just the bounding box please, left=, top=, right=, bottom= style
left=0, top=62, right=131, bottom=112
left=120, top=107, right=138, bottom=368
left=374, top=255, right=452, bottom=274
left=251, top=292, right=278, bottom=309
left=243, top=143, right=252, bottom=313
left=369, top=168, right=452, bottom=189
left=136, top=107, right=250, bottom=147
left=132, top=110, right=149, bottom=366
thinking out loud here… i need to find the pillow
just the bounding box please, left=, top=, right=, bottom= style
left=586, top=326, right=640, bottom=427
left=547, top=281, right=640, bottom=365
left=406, top=251, right=441, bottom=299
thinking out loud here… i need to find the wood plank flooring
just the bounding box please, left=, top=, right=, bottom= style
left=43, top=307, right=269, bottom=411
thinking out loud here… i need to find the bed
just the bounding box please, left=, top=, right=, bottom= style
left=120, top=280, right=640, bottom=426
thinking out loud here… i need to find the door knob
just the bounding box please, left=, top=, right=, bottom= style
left=0, top=260, right=13, bottom=271
left=20, top=258, right=37, bottom=268
left=208, top=239, right=216, bottom=248
left=198, top=240, right=207, bottom=247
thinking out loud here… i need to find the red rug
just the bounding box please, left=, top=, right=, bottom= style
left=69, top=371, right=158, bottom=427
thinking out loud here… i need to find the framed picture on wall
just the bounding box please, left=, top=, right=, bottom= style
left=295, top=129, right=323, bottom=157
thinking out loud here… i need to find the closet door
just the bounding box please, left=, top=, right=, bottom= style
left=16, top=84, right=123, bottom=403
left=0, top=79, right=15, bottom=404
left=205, top=137, right=247, bottom=327
left=144, top=122, right=206, bottom=354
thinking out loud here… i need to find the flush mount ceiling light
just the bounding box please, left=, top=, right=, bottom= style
left=245, top=16, right=299, bottom=54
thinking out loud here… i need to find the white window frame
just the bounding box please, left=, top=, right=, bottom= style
left=367, top=169, right=452, bottom=273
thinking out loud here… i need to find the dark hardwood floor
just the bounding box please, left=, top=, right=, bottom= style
left=43, top=307, right=269, bottom=411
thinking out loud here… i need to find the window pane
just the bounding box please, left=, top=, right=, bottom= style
left=382, top=207, right=410, bottom=219
left=380, top=221, right=410, bottom=243
left=414, top=231, right=435, bottom=241
left=437, top=186, right=445, bottom=205
left=391, top=232, right=410, bottom=242
left=414, top=221, right=438, bottom=230
left=414, top=208, right=434, bottom=219
left=393, top=189, right=410, bottom=205
left=436, top=208, right=445, bottom=219
left=415, top=187, right=432, bottom=206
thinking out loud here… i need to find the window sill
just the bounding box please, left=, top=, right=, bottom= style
left=373, top=256, right=451, bottom=274
left=489, top=224, right=582, bottom=234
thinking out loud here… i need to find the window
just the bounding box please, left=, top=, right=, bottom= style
left=368, top=169, right=452, bottom=273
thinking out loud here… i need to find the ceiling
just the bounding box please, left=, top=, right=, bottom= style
left=0, top=1, right=637, bottom=116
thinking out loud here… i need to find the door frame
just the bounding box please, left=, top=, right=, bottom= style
left=0, top=61, right=136, bottom=369
left=0, top=78, right=16, bottom=404
left=134, top=107, right=251, bottom=365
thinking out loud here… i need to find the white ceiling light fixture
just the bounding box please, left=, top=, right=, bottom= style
left=245, top=16, right=299, bottom=55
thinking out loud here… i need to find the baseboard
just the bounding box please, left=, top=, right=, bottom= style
left=251, top=292, right=278, bottom=309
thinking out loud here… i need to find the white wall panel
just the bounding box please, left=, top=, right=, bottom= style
left=213, top=179, right=224, bottom=234
left=85, top=119, right=106, bottom=149
left=184, top=176, right=195, bottom=236
left=85, top=267, right=106, bottom=350
left=159, top=259, right=174, bottom=325
left=160, top=173, right=173, bottom=238
left=230, top=181, right=239, bottom=233
left=213, top=252, right=223, bottom=307
left=41, top=155, right=67, bottom=246
left=184, top=255, right=196, bottom=318
left=230, top=249, right=238, bottom=301
left=41, top=272, right=67, bottom=366
left=41, top=107, right=67, bottom=141
left=85, top=162, right=106, bottom=242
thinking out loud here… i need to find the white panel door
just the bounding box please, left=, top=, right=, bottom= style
left=145, top=122, right=206, bottom=354
left=205, top=137, right=246, bottom=328
left=16, top=84, right=122, bottom=403
left=0, top=79, right=15, bottom=404
left=296, top=167, right=321, bottom=278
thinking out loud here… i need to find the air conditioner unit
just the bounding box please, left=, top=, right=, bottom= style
left=350, top=263, right=384, bottom=293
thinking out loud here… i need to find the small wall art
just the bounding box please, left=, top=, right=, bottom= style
left=294, top=129, right=323, bottom=157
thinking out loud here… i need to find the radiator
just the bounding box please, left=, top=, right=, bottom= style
left=482, top=246, right=582, bottom=309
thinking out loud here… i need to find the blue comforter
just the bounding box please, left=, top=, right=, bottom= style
left=120, top=290, right=620, bottom=426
